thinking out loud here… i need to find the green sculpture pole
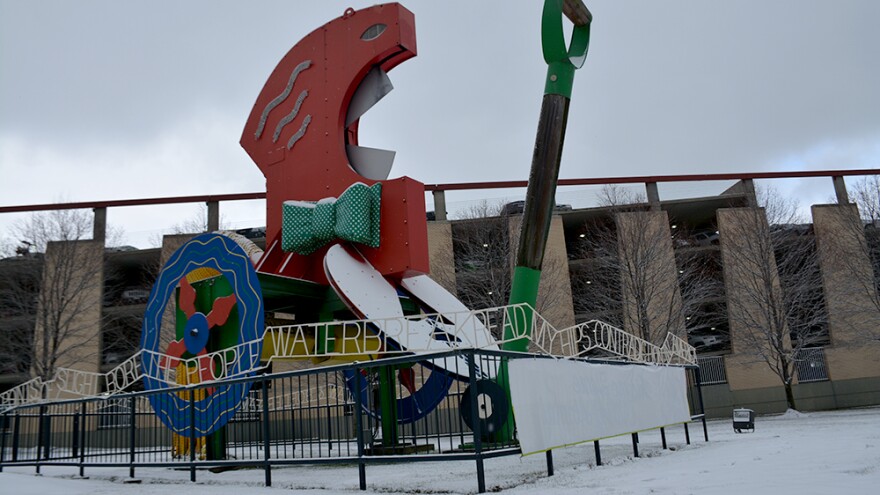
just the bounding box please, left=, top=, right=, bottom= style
left=490, top=1, right=592, bottom=445
left=503, top=0, right=592, bottom=351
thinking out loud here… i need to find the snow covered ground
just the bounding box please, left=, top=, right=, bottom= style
left=2, top=407, right=878, bottom=494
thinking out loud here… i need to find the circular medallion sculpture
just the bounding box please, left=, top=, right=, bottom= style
left=141, top=233, right=265, bottom=437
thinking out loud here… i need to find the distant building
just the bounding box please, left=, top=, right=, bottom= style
left=2, top=181, right=878, bottom=417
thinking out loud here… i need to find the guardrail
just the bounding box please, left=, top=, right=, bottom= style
left=1, top=169, right=874, bottom=235
left=0, top=349, right=706, bottom=493
left=1, top=304, right=696, bottom=411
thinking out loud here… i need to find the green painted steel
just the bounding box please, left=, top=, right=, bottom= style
left=378, top=366, right=399, bottom=447
left=502, top=266, right=541, bottom=352
left=499, top=1, right=593, bottom=442
left=174, top=275, right=239, bottom=460
left=506, top=1, right=592, bottom=348
left=542, top=0, right=591, bottom=97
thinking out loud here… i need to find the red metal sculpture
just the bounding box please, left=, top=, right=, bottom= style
left=241, top=3, right=428, bottom=285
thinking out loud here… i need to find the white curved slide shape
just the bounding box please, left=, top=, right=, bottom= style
left=323, top=244, right=484, bottom=379
left=400, top=274, right=499, bottom=351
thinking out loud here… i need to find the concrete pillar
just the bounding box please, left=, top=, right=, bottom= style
left=645, top=182, right=661, bottom=212
left=614, top=210, right=685, bottom=342
left=716, top=207, right=786, bottom=390
left=812, top=204, right=880, bottom=381
left=507, top=215, right=576, bottom=354
left=741, top=179, right=758, bottom=207
left=432, top=190, right=447, bottom=221
left=425, top=221, right=457, bottom=294
left=33, top=240, right=104, bottom=394
left=206, top=201, right=220, bottom=232
left=832, top=176, right=850, bottom=204
left=93, top=207, right=107, bottom=244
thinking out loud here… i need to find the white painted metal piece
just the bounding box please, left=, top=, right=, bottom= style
left=1, top=301, right=695, bottom=409
left=346, top=66, right=393, bottom=127
left=400, top=274, right=500, bottom=350
left=324, top=244, right=403, bottom=319
left=323, top=244, right=478, bottom=378
left=345, top=144, right=395, bottom=181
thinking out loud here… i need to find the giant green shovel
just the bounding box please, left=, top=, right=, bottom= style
left=503, top=0, right=592, bottom=351
left=490, top=0, right=592, bottom=445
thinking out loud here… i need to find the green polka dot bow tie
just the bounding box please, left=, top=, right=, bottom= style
left=281, top=182, right=382, bottom=255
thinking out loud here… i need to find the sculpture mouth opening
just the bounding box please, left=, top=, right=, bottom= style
left=344, top=64, right=397, bottom=182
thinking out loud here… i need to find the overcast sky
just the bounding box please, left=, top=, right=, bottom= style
left=2, top=0, right=879, bottom=247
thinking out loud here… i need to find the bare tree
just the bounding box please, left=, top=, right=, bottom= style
left=0, top=209, right=108, bottom=383
left=0, top=252, right=41, bottom=377
left=720, top=187, right=828, bottom=410
left=447, top=200, right=570, bottom=335
left=596, top=184, right=646, bottom=208
left=850, top=175, right=880, bottom=224
left=149, top=203, right=229, bottom=247
left=573, top=216, right=723, bottom=344
left=569, top=188, right=646, bottom=330
left=569, top=215, right=624, bottom=329
left=569, top=186, right=722, bottom=346
left=674, top=240, right=728, bottom=340
left=809, top=176, right=880, bottom=344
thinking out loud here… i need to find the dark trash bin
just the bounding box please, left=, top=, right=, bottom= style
left=733, top=408, right=755, bottom=433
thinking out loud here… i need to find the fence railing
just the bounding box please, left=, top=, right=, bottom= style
left=796, top=347, right=829, bottom=383
left=0, top=350, right=516, bottom=491
left=1, top=304, right=697, bottom=411
left=1, top=169, right=874, bottom=240
left=696, top=356, right=727, bottom=385
left=0, top=349, right=706, bottom=493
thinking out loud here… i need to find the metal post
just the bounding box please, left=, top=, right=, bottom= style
left=206, top=201, right=220, bottom=231
left=79, top=402, right=86, bottom=478
left=684, top=423, right=691, bottom=445
left=631, top=432, right=639, bottom=458
left=12, top=413, right=20, bottom=462
left=593, top=440, right=601, bottom=466
left=660, top=427, right=667, bottom=450
left=0, top=413, right=7, bottom=472
left=468, top=351, right=486, bottom=494
left=261, top=378, right=272, bottom=487
left=354, top=369, right=367, bottom=491
left=189, top=389, right=196, bottom=483
left=129, top=395, right=136, bottom=479
left=71, top=411, right=80, bottom=460
left=377, top=366, right=398, bottom=448
left=694, top=367, right=709, bottom=442
left=327, top=391, right=333, bottom=453
left=432, top=190, right=447, bottom=221
left=546, top=450, right=554, bottom=476
left=36, top=405, right=45, bottom=473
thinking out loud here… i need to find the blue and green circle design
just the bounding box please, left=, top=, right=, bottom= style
left=141, top=233, right=265, bottom=437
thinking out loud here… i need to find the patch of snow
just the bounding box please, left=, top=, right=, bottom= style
left=2, top=407, right=879, bottom=494
left=777, top=408, right=810, bottom=419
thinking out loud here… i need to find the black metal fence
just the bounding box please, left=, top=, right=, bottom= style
left=795, top=347, right=829, bottom=383
left=697, top=356, right=728, bottom=385
left=0, top=350, right=706, bottom=493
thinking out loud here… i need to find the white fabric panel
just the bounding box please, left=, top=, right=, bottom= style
left=508, top=359, right=692, bottom=455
